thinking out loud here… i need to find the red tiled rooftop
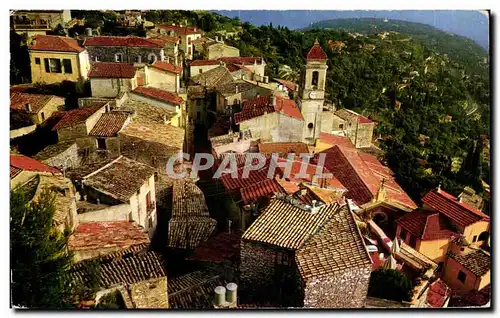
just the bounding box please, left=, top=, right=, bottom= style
left=132, top=86, right=184, bottom=105
left=10, top=154, right=61, bottom=176
left=274, top=78, right=297, bottom=91
left=158, top=24, right=202, bottom=35
left=190, top=60, right=220, bottom=66
left=306, top=40, right=327, bottom=60
left=240, top=179, right=284, bottom=204
left=68, top=221, right=149, bottom=251
left=235, top=95, right=303, bottom=124
left=88, top=62, right=136, bottom=78
left=52, top=103, right=107, bottom=130
left=397, top=209, right=457, bottom=241
left=319, top=132, right=355, bottom=149
left=29, top=35, right=84, bottom=53
left=220, top=162, right=273, bottom=192
left=89, top=112, right=129, bottom=137
left=10, top=91, right=55, bottom=114
left=426, top=279, right=451, bottom=308
left=151, top=61, right=183, bottom=74
left=226, top=63, right=252, bottom=73
left=187, top=232, right=242, bottom=263
left=258, top=142, right=310, bottom=155
left=84, top=35, right=165, bottom=48
left=422, top=189, right=489, bottom=228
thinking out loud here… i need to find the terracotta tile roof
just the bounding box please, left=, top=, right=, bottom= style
left=89, top=112, right=129, bottom=137
left=449, top=284, right=490, bottom=307
left=168, top=271, right=226, bottom=309
left=169, top=180, right=217, bottom=249
left=188, top=85, right=206, bottom=99
left=119, top=99, right=177, bottom=125
left=220, top=163, right=271, bottom=191
left=10, top=154, right=61, bottom=176
left=82, top=156, right=155, bottom=202
left=426, top=279, right=451, bottom=308
left=235, top=95, right=303, bottom=124
left=226, top=63, right=252, bottom=73
left=422, top=189, right=489, bottom=228
left=29, top=35, right=85, bottom=53
left=295, top=205, right=371, bottom=280
left=319, top=132, right=355, bottom=149
left=215, top=80, right=256, bottom=96
left=34, top=141, right=76, bottom=162
left=450, top=249, right=490, bottom=277
left=132, top=86, right=184, bottom=105
left=158, top=24, right=202, bottom=36
left=88, top=62, right=136, bottom=78
left=240, top=179, right=284, bottom=204
left=334, top=108, right=373, bottom=124
left=396, top=209, right=457, bottom=241
left=302, top=184, right=347, bottom=204
left=273, top=78, right=297, bottom=91
left=190, top=66, right=234, bottom=89
left=219, top=56, right=263, bottom=65
left=187, top=232, right=242, bottom=263
left=306, top=40, right=327, bottom=60
left=190, top=59, right=220, bottom=66
left=70, top=243, right=166, bottom=289
left=68, top=221, right=149, bottom=251
left=258, top=142, right=309, bottom=155
left=52, top=102, right=107, bottom=130
left=150, top=61, right=183, bottom=74
left=10, top=91, right=57, bottom=114
left=150, top=34, right=179, bottom=43
left=242, top=198, right=338, bottom=250
left=84, top=35, right=165, bottom=48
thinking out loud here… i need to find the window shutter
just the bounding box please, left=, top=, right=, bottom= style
left=63, top=59, right=72, bottom=74
left=44, top=58, right=50, bottom=73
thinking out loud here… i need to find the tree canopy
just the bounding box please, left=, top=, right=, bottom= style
left=368, top=269, right=414, bottom=302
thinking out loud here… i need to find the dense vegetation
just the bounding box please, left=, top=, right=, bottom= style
left=368, top=269, right=414, bottom=302
left=10, top=188, right=75, bottom=308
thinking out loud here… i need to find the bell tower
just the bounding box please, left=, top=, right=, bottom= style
left=298, top=39, right=328, bottom=145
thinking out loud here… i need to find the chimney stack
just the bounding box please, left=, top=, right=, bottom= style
left=25, top=103, right=31, bottom=112
left=214, top=286, right=226, bottom=307
left=311, top=199, right=317, bottom=207
left=31, top=39, right=37, bottom=46
left=271, top=95, right=276, bottom=107
left=300, top=188, right=307, bottom=196
left=458, top=196, right=463, bottom=203
left=437, top=183, right=442, bottom=193
left=226, top=283, right=237, bottom=306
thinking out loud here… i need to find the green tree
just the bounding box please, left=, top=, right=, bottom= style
left=368, top=269, right=414, bottom=302
left=10, top=188, right=75, bottom=308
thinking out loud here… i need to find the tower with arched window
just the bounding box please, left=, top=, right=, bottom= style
left=298, top=39, right=328, bottom=145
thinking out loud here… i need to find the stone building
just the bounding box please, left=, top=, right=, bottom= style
left=83, top=35, right=165, bottom=64
left=88, top=112, right=131, bottom=158
left=89, top=62, right=138, bottom=98
left=145, top=61, right=183, bottom=93
left=219, top=57, right=266, bottom=78
left=11, top=10, right=72, bottom=38
left=443, top=249, right=490, bottom=295
left=234, top=95, right=304, bottom=142
left=189, top=60, right=221, bottom=77
left=34, top=140, right=80, bottom=171
left=10, top=153, right=62, bottom=189
left=147, top=34, right=180, bottom=65
left=10, top=91, right=65, bottom=125
left=168, top=180, right=217, bottom=250
left=29, top=35, right=91, bottom=84
left=204, top=41, right=240, bottom=60
left=240, top=198, right=372, bottom=308
left=157, top=24, right=203, bottom=60
left=215, top=80, right=274, bottom=116
left=67, top=156, right=157, bottom=238
left=324, top=108, right=375, bottom=149
left=168, top=271, right=227, bottom=309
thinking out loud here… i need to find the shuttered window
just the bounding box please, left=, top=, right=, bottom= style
left=63, top=59, right=72, bottom=74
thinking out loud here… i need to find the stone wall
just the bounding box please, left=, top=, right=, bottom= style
left=10, top=124, right=37, bottom=139
left=86, top=46, right=164, bottom=64
left=239, top=112, right=278, bottom=142
left=78, top=203, right=132, bottom=223
left=272, top=115, right=304, bottom=142
left=146, top=67, right=178, bottom=92
left=303, top=266, right=372, bottom=308
left=349, top=122, right=374, bottom=149
left=90, top=77, right=136, bottom=98
left=57, top=123, right=89, bottom=141
left=41, top=142, right=80, bottom=170
left=36, top=96, right=65, bottom=124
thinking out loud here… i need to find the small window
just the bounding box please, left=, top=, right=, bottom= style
left=97, top=138, right=106, bottom=150
left=457, top=271, right=466, bottom=283
left=460, top=247, right=465, bottom=251
left=478, top=231, right=489, bottom=242
left=41, top=112, right=45, bottom=121
left=276, top=252, right=290, bottom=266
left=199, top=69, right=203, bottom=74
left=148, top=53, right=157, bottom=64
left=188, top=46, right=192, bottom=54
left=115, top=53, right=123, bottom=62
left=148, top=216, right=153, bottom=229
left=472, top=235, right=478, bottom=243
left=308, top=123, right=314, bottom=129
left=188, top=37, right=191, bottom=45
left=35, top=57, right=40, bottom=65
left=409, top=235, right=417, bottom=248
left=45, top=58, right=62, bottom=73
left=339, top=123, right=344, bottom=130
left=312, top=71, right=319, bottom=87
left=63, top=59, right=72, bottom=74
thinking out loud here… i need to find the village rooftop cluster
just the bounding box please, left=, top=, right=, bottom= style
left=9, top=10, right=490, bottom=309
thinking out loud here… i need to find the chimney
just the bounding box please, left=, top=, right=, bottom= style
left=458, top=196, right=463, bottom=203
left=194, top=27, right=197, bottom=32
left=311, top=199, right=317, bottom=207
left=235, top=84, right=239, bottom=94
left=172, top=23, right=175, bottom=26
left=271, top=95, right=276, bottom=107
left=226, top=283, right=237, bottom=306
left=214, top=286, right=226, bottom=307
left=300, top=188, right=307, bottom=196
left=85, top=27, right=92, bottom=36
left=31, top=39, right=37, bottom=46
left=25, top=103, right=32, bottom=112
left=437, top=183, right=442, bottom=193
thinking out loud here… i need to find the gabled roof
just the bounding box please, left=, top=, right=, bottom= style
left=88, top=62, right=136, bottom=78
left=296, top=205, right=371, bottom=280
left=83, top=35, right=165, bottom=48
left=89, top=112, right=129, bottom=137
left=273, top=78, right=297, bottom=92
left=189, top=59, right=220, bottom=66
left=306, top=39, right=327, bottom=60
left=396, top=209, right=457, bottom=241
left=10, top=154, right=61, bottom=176
left=29, top=35, right=85, bottom=53
left=158, top=24, right=202, bottom=35
left=34, top=140, right=76, bottom=162
left=226, top=63, right=252, bottom=73
left=334, top=108, right=373, bottom=124
left=168, top=271, right=226, bottom=309
left=220, top=162, right=272, bottom=192
left=132, top=86, right=184, bottom=105
left=82, top=156, right=155, bottom=202
left=190, top=66, right=234, bottom=89
left=52, top=103, right=107, bottom=130
left=242, top=198, right=338, bottom=250
left=240, top=178, right=284, bottom=204
left=68, top=221, right=149, bottom=251
left=422, top=189, right=489, bottom=228
left=235, top=95, right=303, bottom=124
left=450, top=249, right=490, bottom=277
left=319, top=132, right=355, bottom=149
left=150, top=61, right=183, bottom=74
left=10, top=91, right=59, bottom=114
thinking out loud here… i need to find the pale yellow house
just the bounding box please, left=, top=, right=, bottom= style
left=145, top=61, right=183, bottom=93
left=29, top=35, right=90, bottom=84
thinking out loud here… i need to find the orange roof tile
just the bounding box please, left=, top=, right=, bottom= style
left=151, top=61, right=183, bottom=74
left=52, top=103, right=107, bottom=130
left=88, top=62, right=136, bottom=78
left=29, top=35, right=84, bottom=53
left=132, top=86, right=184, bottom=105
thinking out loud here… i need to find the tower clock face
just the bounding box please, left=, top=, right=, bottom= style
left=309, top=91, right=317, bottom=99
